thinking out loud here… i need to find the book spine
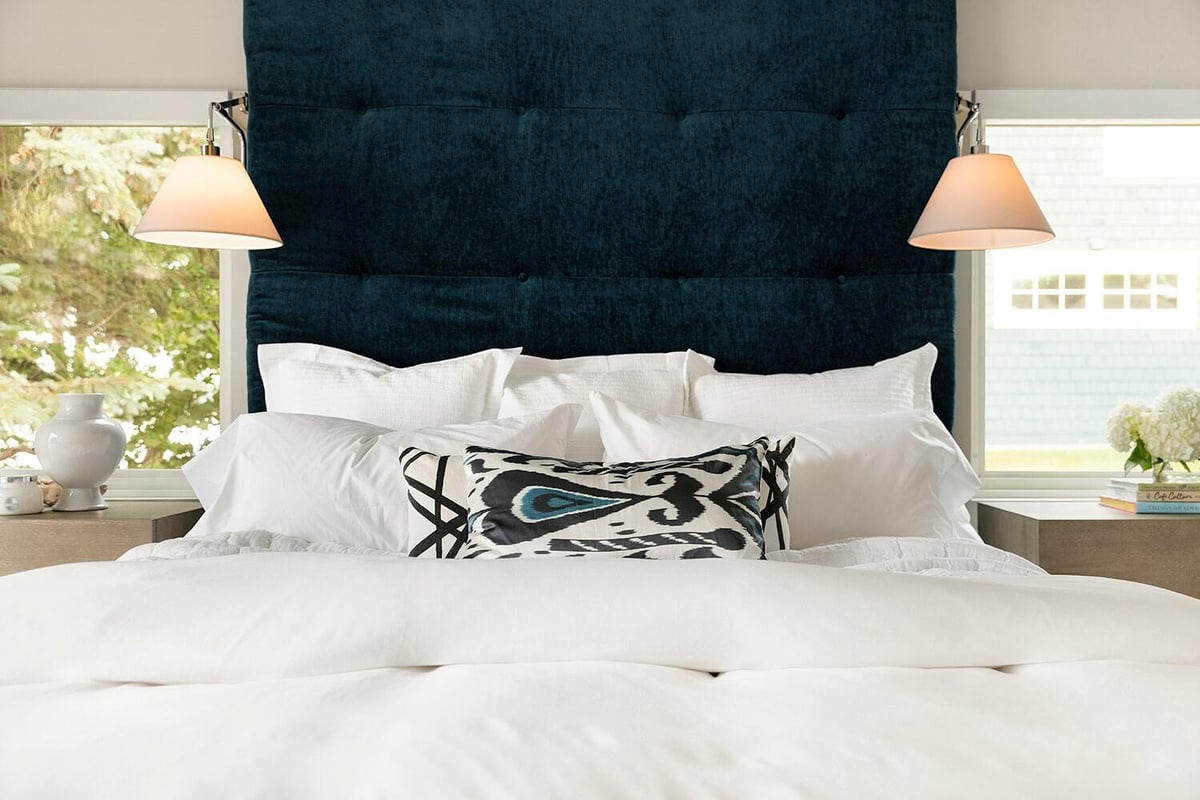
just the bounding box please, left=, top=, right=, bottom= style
left=1110, top=481, right=1200, bottom=492
left=1137, top=490, right=1200, bottom=503
left=1135, top=501, right=1200, bottom=514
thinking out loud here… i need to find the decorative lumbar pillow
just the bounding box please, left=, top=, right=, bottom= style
left=498, top=350, right=716, bottom=462
left=689, top=343, right=937, bottom=429
left=258, top=343, right=521, bottom=429
left=590, top=392, right=795, bottom=551
left=460, top=441, right=769, bottom=559
left=399, top=449, right=473, bottom=558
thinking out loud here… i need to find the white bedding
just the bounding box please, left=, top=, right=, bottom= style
left=2, top=540, right=1198, bottom=798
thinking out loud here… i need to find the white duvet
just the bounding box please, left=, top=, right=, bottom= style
left=2, top=537, right=1199, bottom=798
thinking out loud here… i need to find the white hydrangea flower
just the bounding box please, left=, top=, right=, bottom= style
left=1153, top=387, right=1200, bottom=462
left=1140, top=414, right=1193, bottom=464
left=1106, top=401, right=1150, bottom=452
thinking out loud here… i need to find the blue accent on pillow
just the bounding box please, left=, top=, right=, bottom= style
left=243, top=0, right=958, bottom=424
left=516, top=487, right=626, bottom=522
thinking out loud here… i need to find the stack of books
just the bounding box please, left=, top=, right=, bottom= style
left=1100, top=476, right=1200, bottom=514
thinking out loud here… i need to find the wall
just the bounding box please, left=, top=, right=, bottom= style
left=4, top=1, right=1198, bottom=92
left=957, top=0, right=1200, bottom=90
left=0, top=0, right=245, bottom=90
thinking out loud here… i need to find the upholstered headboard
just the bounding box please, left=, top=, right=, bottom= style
left=243, top=0, right=958, bottom=423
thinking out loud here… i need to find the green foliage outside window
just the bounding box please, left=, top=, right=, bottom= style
left=0, top=126, right=219, bottom=468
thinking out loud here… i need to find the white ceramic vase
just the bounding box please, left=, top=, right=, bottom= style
left=34, top=393, right=127, bottom=512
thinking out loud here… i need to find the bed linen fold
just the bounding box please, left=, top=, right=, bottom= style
left=2, top=553, right=1198, bottom=686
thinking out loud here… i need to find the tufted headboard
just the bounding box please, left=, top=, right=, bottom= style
left=243, top=0, right=958, bottom=424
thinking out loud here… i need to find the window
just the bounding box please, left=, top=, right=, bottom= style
left=969, top=91, right=1200, bottom=480
left=0, top=91, right=248, bottom=497
left=992, top=251, right=1196, bottom=330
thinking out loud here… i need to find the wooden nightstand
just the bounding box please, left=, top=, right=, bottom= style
left=977, top=499, right=1200, bottom=599
left=0, top=500, right=202, bottom=576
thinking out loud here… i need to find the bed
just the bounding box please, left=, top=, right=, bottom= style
left=3, top=0, right=1200, bottom=797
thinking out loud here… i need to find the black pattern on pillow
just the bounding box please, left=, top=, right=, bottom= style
left=759, top=438, right=794, bottom=551
left=461, top=440, right=769, bottom=559
left=399, top=448, right=471, bottom=558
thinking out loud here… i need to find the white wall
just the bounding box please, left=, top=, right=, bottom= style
left=958, top=0, right=1200, bottom=89
left=0, top=0, right=245, bottom=90
left=4, top=1, right=1198, bottom=92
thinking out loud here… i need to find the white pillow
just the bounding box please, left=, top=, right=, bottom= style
left=590, top=392, right=979, bottom=549
left=182, top=406, right=581, bottom=552
left=258, top=343, right=520, bottom=428
left=690, top=343, right=937, bottom=429
left=499, top=350, right=715, bottom=461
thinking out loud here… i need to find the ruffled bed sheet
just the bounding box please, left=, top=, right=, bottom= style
left=121, top=530, right=1045, bottom=577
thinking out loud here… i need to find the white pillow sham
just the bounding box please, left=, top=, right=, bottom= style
left=689, top=343, right=936, bottom=429
left=590, top=392, right=980, bottom=549
left=183, top=406, right=581, bottom=552
left=498, top=350, right=715, bottom=461
left=258, top=343, right=520, bottom=429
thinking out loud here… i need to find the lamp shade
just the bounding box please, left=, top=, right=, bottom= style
left=908, top=153, right=1054, bottom=251
left=133, top=155, right=282, bottom=249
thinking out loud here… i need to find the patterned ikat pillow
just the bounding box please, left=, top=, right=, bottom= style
left=461, top=441, right=772, bottom=559
left=399, top=448, right=474, bottom=558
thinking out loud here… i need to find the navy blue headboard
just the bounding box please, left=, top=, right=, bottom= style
left=244, top=0, right=958, bottom=424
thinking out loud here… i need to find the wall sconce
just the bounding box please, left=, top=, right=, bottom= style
left=909, top=93, right=1054, bottom=251
left=133, top=95, right=282, bottom=250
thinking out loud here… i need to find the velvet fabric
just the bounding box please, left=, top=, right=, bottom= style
left=243, top=0, right=958, bottom=424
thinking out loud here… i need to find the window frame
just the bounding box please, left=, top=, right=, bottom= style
left=958, top=89, right=1200, bottom=498
left=0, top=89, right=249, bottom=499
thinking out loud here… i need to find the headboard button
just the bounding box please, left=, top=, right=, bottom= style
left=517, top=271, right=529, bottom=283
left=833, top=109, right=847, bottom=121
left=836, top=274, right=847, bottom=285
left=515, top=105, right=526, bottom=115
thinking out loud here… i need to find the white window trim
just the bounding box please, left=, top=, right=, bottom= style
left=961, top=89, right=1200, bottom=498
left=0, top=89, right=250, bottom=500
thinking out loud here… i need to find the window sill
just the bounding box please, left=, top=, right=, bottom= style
left=0, top=468, right=197, bottom=502
left=976, top=472, right=1120, bottom=500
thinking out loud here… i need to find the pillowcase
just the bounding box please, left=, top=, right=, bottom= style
left=258, top=343, right=520, bottom=429
left=461, top=441, right=770, bottom=560
left=590, top=393, right=980, bottom=549
left=689, top=343, right=936, bottom=429
left=498, top=350, right=715, bottom=461
left=182, top=405, right=581, bottom=552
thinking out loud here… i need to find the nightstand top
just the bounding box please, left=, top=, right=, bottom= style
left=978, top=499, right=1200, bottom=522
left=0, top=500, right=203, bottom=576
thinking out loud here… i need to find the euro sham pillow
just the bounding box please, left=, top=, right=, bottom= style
left=460, top=441, right=769, bottom=560
left=498, top=350, right=716, bottom=462
left=182, top=405, right=581, bottom=552
left=258, top=343, right=520, bottom=429
left=689, top=343, right=936, bottom=429
left=590, top=393, right=980, bottom=549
